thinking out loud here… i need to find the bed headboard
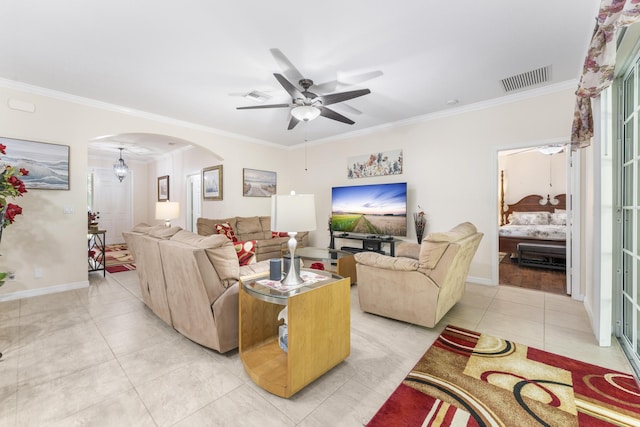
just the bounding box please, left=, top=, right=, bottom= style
left=501, top=194, right=566, bottom=226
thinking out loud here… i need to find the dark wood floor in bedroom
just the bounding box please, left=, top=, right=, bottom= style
left=499, top=253, right=567, bottom=295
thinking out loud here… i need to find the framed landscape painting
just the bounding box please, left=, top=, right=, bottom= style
left=157, top=175, right=169, bottom=201
left=242, top=168, right=276, bottom=197
left=203, top=165, right=223, bottom=200
left=0, top=137, right=70, bottom=190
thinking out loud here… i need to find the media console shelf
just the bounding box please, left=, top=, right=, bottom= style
left=329, top=232, right=398, bottom=257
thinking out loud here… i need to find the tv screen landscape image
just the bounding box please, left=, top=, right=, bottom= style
left=331, top=182, right=407, bottom=236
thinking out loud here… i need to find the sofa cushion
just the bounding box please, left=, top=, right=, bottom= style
left=170, top=231, right=240, bottom=287
left=148, top=226, right=182, bottom=239
left=215, top=221, right=238, bottom=242
left=236, top=216, right=266, bottom=240
left=131, top=222, right=153, bottom=233
left=234, top=240, right=257, bottom=266
left=418, top=240, right=449, bottom=271
left=426, top=222, right=477, bottom=243
left=197, top=217, right=237, bottom=236
left=355, top=251, right=419, bottom=271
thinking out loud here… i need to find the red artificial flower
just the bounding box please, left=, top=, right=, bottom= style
left=19, top=168, right=28, bottom=176
left=4, top=203, right=23, bottom=224
left=0, top=144, right=5, bottom=155
left=7, top=175, right=26, bottom=195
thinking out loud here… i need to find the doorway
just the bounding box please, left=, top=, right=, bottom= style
left=89, top=167, right=133, bottom=245
left=497, top=145, right=571, bottom=295
left=187, top=173, right=202, bottom=232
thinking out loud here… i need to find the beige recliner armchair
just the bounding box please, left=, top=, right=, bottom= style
left=354, top=222, right=483, bottom=328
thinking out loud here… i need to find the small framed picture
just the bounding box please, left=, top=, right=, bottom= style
left=203, top=165, right=223, bottom=200
left=243, top=168, right=276, bottom=197
left=157, top=175, right=169, bottom=201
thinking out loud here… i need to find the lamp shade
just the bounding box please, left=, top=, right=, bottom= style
left=155, top=201, right=180, bottom=220
left=291, top=105, right=321, bottom=122
left=271, top=193, right=317, bottom=232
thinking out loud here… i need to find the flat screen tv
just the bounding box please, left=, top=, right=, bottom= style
left=331, top=182, right=407, bottom=236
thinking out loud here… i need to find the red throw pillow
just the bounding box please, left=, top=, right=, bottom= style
left=234, top=240, right=256, bottom=266
left=272, top=231, right=289, bottom=238
left=215, top=222, right=238, bottom=242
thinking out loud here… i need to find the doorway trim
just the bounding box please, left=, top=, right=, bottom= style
left=493, top=137, right=582, bottom=299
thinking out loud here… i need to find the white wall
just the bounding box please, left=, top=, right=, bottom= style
left=499, top=149, right=567, bottom=206
left=0, top=84, right=284, bottom=299
left=287, top=88, right=578, bottom=285
left=0, top=81, right=582, bottom=299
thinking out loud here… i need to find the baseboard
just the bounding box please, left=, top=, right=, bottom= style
left=0, top=280, right=89, bottom=302
left=467, top=275, right=493, bottom=286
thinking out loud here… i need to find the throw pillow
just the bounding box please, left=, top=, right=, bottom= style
left=550, top=212, right=567, bottom=226
left=271, top=231, right=289, bottom=238
left=234, top=240, right=257, bottom=266
left=215, top=222, right=238, bottom=242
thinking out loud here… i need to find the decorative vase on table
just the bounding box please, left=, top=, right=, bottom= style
left=413, top=206, right=426, bottom=244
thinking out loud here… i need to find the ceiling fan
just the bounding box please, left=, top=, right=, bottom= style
left=236, top=49, right=374, bottom=130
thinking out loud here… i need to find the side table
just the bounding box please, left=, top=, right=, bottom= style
left=239, top=269, right=350, bottom=398
left=88, top=229, right=106, bottom=277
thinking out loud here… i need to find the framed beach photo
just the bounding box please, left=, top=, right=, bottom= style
left=242, top=168, right=276, bottom=197
left=202, top=165, right=223, bottom=200
left=157, top=175, right=169, bottom=201
left=0, top=137, right=70, bottom=190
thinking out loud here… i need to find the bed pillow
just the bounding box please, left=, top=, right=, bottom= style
left=508, top=211, right=550, bottom=225
left=550, top=212, right=567, bottom=226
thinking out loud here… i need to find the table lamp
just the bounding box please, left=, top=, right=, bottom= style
left=155, top=201, right=180, bottom=227
left=271, top=191, right=317, bottom=286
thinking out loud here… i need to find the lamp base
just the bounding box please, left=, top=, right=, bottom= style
left=281, top=232, right=304, bottom=286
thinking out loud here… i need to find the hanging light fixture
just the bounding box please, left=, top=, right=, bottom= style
left=113, top=147, right=129, bottom=182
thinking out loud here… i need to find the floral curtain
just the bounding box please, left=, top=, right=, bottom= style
left=572, top=0, right=640, bottom=148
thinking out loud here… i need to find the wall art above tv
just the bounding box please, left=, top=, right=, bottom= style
left=331, top=182, right=407, bottom=237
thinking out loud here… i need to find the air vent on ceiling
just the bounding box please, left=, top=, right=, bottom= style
left=244, top=90, right=271, bottom=103
left=500, top=65, right=551, bottom=93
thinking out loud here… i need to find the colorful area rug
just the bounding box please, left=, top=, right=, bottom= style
left=104, top=243, right=136, bottom=273
left=368, top=325, right=640, bottom=426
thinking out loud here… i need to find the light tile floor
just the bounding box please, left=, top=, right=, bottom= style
left=0, top=271, right=633, bottom=426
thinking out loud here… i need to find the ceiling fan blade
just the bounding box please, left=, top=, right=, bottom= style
left=314, top=70, right=383, bottom=93
left=270, top=48, right=305, bottom=85
left=273, top=73, right=303, bottom=99
left=288, top=116, right=300, bottom=130
left=236, top=104, right=290, bottom=110
left=320, top=89, right=371, bottom=106
left=319, top=107, right=355, bottom=125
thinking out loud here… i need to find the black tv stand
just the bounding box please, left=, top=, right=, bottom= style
left=330, top=232, right=398, bottom=256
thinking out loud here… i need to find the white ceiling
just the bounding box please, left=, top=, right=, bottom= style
left=0, top=1, right=599, bottom=152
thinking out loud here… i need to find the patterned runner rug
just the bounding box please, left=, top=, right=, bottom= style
left=104, top=243, right=136, bottom=273
left=368, top=324, right=640, bottom=426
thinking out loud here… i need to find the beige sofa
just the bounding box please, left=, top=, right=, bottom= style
left=197, top=216, right=308, bottom=261
left=354, top=222, right=483, bottom=328
left=123, top=224, right=269, bottom=353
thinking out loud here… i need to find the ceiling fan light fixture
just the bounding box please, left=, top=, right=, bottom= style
left=538, top=145, right=564, bottom=155
left=291, top=105, right=320, bottom=122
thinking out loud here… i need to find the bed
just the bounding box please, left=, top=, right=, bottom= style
left=499, top=193, right=567, bottom=255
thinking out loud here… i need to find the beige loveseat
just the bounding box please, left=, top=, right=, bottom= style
left=197, top=216, right=308, bottom=261
left=123, top=224, right=269, bottom=353
left=354, top=222, right=483, bottom=328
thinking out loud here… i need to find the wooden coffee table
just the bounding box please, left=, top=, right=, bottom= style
left=239, top=269, right=350, bottom=398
